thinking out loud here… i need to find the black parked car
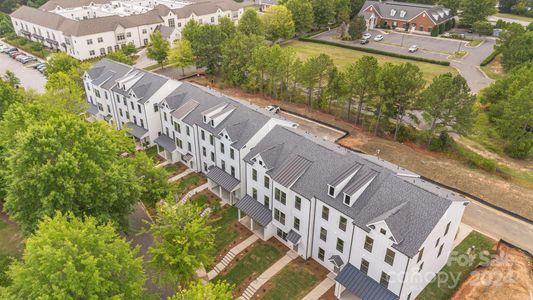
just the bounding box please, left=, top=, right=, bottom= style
left=360, top=38, right=369, bottom=45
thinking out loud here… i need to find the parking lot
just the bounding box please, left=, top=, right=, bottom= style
left=0, top=44, right=46, bottom=93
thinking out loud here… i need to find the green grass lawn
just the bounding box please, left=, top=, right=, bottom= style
left=210, top=206, right=239, bottom=258
left=173, top=174, right=201, bottom=194
left=143, top=146, right=161, bottom=163
left=217, top=243, right=283, bottom=288
left=163, top=162, right=186, bottom=176
left=495, top=12, right=533, bottom=22
left=0, top=219, right=24, bottom=287
left=262, top=265, right=318, bottom=300
left=284, top=41, right=457, bottom=82
left=480, top=54, right=506, bottom=80
left=417, top=231, right=496, bottom=300
left=466, top=39, right=482, bottom=47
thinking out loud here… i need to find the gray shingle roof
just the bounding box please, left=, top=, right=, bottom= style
left=207, top=166, right=240, bottom=192
left=87, top=59, right=133, bottom=90
left=171, top=0, right=245, bottom=18
left=154, top=134, right=176, bottom=152
left=286, top=230, right=301, bottom=244
left=126, top=122, right=148, bottom=139
left=330, top=162, right=362, bottom=187
left=244, top=125, right=455, bottom=257
left=335, top=263, right=398, bottom=300
left=235, top=195, right=272, bottom=227
left=360, top=0, right=453, bottom=24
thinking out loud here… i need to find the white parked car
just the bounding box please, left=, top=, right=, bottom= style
left=362, top=33, right=372, bottom=39
left=265, top=105, right=280, bottom=113
left=408, top=45, right=418, bottom=52
left=374, top=34, right=384, bottom=41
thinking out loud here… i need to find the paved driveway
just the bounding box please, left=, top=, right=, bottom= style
left=0, top=46, right=46, bottom=93
left=313, top=30, right=496, bottom=93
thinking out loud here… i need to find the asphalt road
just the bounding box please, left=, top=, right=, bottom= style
left=313, top=29, right=496, bottom=93
left=0, top=45, right=46, bottom=92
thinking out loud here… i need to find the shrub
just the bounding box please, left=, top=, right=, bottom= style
left=431, top=26, right=439, bottom=36
left=396, top=125, right=417, bottom=143
left=429, top=131, right=453, bottom=151
left=453, top=144, right=498, bottom=173
left=439, top=23, right=445, bottom=34
left=445, top=19, right=453, bottom=31
left=472, top=21, right=493, bottom=36
left=298, top=37, right=451, bottom=66
left=480, top=50, right=499, bottom=66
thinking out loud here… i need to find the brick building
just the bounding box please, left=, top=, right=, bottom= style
left=359, top=0, right=454, bottom=33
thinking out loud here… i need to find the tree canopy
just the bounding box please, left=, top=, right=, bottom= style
left=285, top=0, right=314, bottom=34
left=238, top=8, right=264, bottom=36
left=460, top=0, right=497, bottom=26
left=168, top=39, right=195, bottom=76
left=262, top=5, right=295, bottom=42
left=0, top=212, right=146, bottom=299
left=147, top=30, right=170, bottom=68
left=1, top=111, right=143, bottom=233
left=169, top=280, right=233, bottom=300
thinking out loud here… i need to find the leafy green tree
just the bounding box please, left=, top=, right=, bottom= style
left=44, top=71, right=87, bottom=114
left=185, top=24, right=227, bottom=74
left=387, top=63, right=425, bottom=140
left=0, top=78, right=22, bottom=120
left=460, top=0, right=497, bottom=27
left=132, top=152, right=173, bottom=208
left=263, top=45, right=296, bottom=98
left=348, top=16, right=366, bottom=40
left=122, top=42, right=138, bottom=56
left=168, top=39, right=195, bottom=76
left=313, top=0, right=336, bottom=28
left=106, top=50, right=134, bottom=65
left=262, top=5, right=295, bottom=42
left=45, top=52, right=82, bottom=76
left=312, top=53, right=335, bottom=107
left=325, top=67, right=349, bottom=113
left=148, top=201, right=215, bottom=287
left=496, top=81, right=533, bottom=158
left=238, top=7, right=264, bottom=36
left=0, top=0, right=17, bottom=14
left=299, top=54, right=334, bottom=108
left=1, top=212, right=146, bottom=299
left=472, top=20, right=493, bottom=35
left=218, top=16, right=236, bottom=38
left=147, top=31, right=170, bottom=69
left=2, top=112, right=142, bottom=233
left=2, top=71, right=19, bottom=88
left=0, top=13, right=14, bottom=36
left=222, top=32, right=265, bottom=86
left=335, top=0, right=351, bottom=23
left=346, top=56, right=378, bottom=124
left=499, top=30, right=533, bottom=71
left=438, top=0, right=462, bottom=14
left=247, top=45, right=271, bottom=94
left=285, top=0, right=314, bottom=34
left=421, top=73, right=476, bottom=147
left=169, top=280, right=233, bottom=300
left=350, top=0, right=366, bottom=19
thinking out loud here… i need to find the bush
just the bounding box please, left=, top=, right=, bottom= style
left=431, top=26, right=439, bottom=36
left=396, top=125, right=417, bottom=143
left=429, top=131, right=453, bottom=151
left=445, top=19, right=453, bottom=31
left=439, top=23, right=445, bottom=34
left=453, top=144, right=499, bottom=173
left=298, top=37, right=451, bottom=66
left=472, top=21, right=493, bottom=36
left=480, top=50, right=499, bottom=66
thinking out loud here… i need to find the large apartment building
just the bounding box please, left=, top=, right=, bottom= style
left=10, top=0, right=245, bottom=60
left=84, top=59, right=469, bottom=300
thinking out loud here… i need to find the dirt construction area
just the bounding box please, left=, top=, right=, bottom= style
left=451, top=242, right=533, bottom=300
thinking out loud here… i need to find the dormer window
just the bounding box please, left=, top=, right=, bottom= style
left=344, top=194, right=351, bottom=205
left=380, top=228, right=387, bottom=235
left=328, top=185, right=335, bottom=197
left=210, top=120, right=214, bottom=127
left=400, top=10, right=406, bottom=17
left=390, top=9, right=396, bottom=16
left=203, top=116, right=207, bottom=123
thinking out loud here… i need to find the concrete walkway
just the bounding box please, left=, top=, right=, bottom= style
left=240, top=250, right=298, bottom=300
left=168, top=169, right=194, bottom=182
left=155, top=160, right=171, bottom=168
left=301, top=272, right=336, bottom=300
left=180, top=183, right=209, bottom=203
left=207, top=234, right=259, bottom=280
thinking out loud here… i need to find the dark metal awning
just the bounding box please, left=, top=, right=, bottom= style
left=335, top=264, right=398, bottom=300
left=126, top=122, right=148, bottom=139
left=154, top=134, right=176, bottom=152
left=235, top=195, right=272, bottom=227
left=329, top=255, right=344, bottom=268
left=287, top=230, right=301, bottom=244
left=182, top=153, right=193, bottom=162
left=207, top=166, right=240, bottom=192
left=104, top=114, right=113, bottom=121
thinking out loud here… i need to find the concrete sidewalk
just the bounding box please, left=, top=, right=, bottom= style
left=180, top=183, right=209, bottom=203
left=168, top=169, right=194, bottom=182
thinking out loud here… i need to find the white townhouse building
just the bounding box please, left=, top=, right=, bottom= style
left=10, top=0, right=245, bottom=60
left=83, top=59, right=469, bottom=300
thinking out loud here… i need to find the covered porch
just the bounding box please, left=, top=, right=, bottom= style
left=334, top=263, right=399, bottom=300
left=126, top=122, right=150, bottom=150
left=154, top=134, right=177, bottom=162
left=235, top=194, right=273, bottom=241
left=206, top=166, right=240, bottom=205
